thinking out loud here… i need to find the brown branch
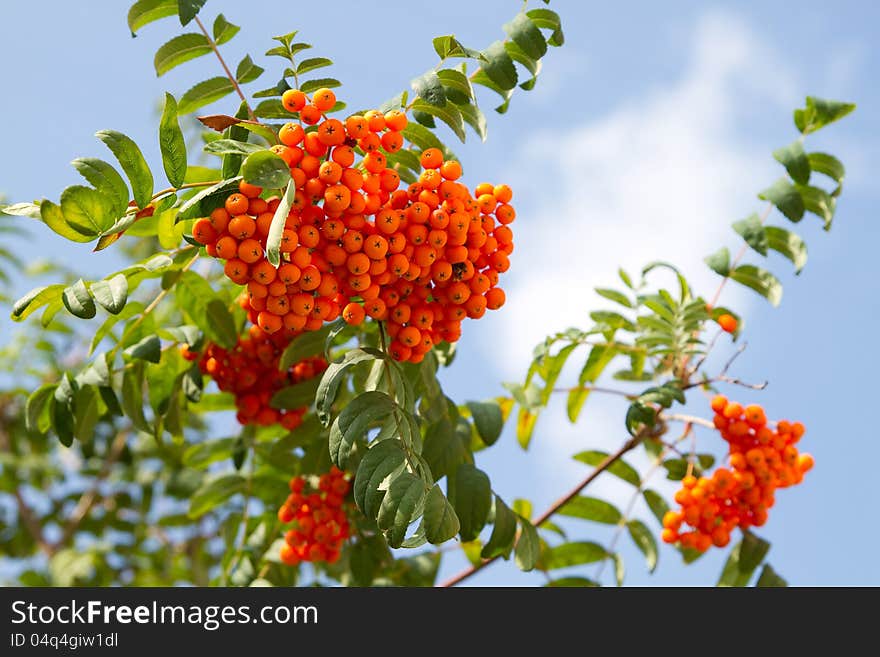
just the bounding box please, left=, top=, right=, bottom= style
left=437, top=431, right=647, bottom=587
left=194, top=16, right=256, bottom=122
left=54, top=430, right=129, bottom=551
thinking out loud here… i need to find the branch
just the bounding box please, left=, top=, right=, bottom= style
left=194, top=16, right=256, bottom=122
left=660, top=412, right=715, bottom=430
left=437, top=430, right=647, bottom=587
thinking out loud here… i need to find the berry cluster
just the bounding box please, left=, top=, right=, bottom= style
left=185, top=322, right=327, bottom=429
left=661, top=396, right=814, bottom=552
left=278, top=467, right=351, bottom=566
left=191, top=87, right=514, bottom=363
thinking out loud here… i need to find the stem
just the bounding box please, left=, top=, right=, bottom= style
left=709, top=202, right=774, bottom=309
left=150, top=180, right=222, bottom=203
left=194, top=16, right=256, bottom=122
left=438, top=430, right=647, bottom=587
left=552, top=384, right=636, bottom=399
left=660, top=412, right=715, bottom=430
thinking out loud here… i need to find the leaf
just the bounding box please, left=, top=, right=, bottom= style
left=60, top=185, right=115, bottom=235
left=797, top=184, right=836, bottom=230
left=154, top=33, right=211, bottom=76
left=480, top=40, right=518, bottom=90
left=432, top=35, right=482, bottom=59
left=643, top=489, right=670, bottom=525
left=759, top=178, right=805, bottom=223
left=481, top=495, right=517, bottom=559
left=36, top=200, right=95, bottom=242
left=175, top=271, right=236, bottom=348
left=188, top=474, right=245, bottom=518
left=717, top=532, right=770, bottom=587
left=424, top=485, right=460, bottom=544
left=178, top=77, right=235, bottom=115
left=183, top=437, right=238, bottom=468
left=235, top=55, right=264, bottom=84
left=212, top=13, right=239, bottom=44
left=353, top=439, right=407, bottom=518
left=526, top=8, right=565, bottom=46
left=177, top=0, right=206, bottom=26
left=315, top=348, right=378, bottom=425
left=595, top=287, right=632, bottom=308
left=205, top=299, right=238, bottom=348
left=177, top=177, right=240, bottom=218
left=457, top=102, right=488, bottom=142
left=807, top=152, right=845, bottom=194
left=128, top=0, right=177, bottom=34
left=794, top=96, right=856, bottom=135
left=122, top=363, right=150, bottom=432
left=242, top=150, right=291, bottom=189
left=96, top=130, right=153, bottom=209
left=449, top=463, right=491, bottom=542
left=514, top=515, right=540, bottom=571
left=90, top=274, right=128, bottom=314
left=704, top=247, right=731, bottom=276
left=159, top=93, right=187, bottom=187
left=567, top=344, right=616, bottom=422
left=71, top=158, right=130, bottom=217
left=123, top=335, right=161, bottom=363
left=730, top=265, right=783, bottom=307
left=772, top=140, right=810, bottom=185
left=265, top=179, right=295, bottom=267
left=627, top=519, right=658, bottom=572
left=756, top=563, right=788, bottom=587
left=297, top=57, right=333, bottom=76
left=504, top=13, right=547, bottom=61
left=377, top=472, right=426, bottom=548
left=299, top=78, right=342, bottom=94
left=765, top=226, right=807, bottom=274
left=465, top=400, right=503, bottom=446
left=328, top=391, right=396, bottom=467
left=573, top=450, right=640, bottom=486
left=411, top=71, right=447, bottom=107
left=401, top=122, right=454, bottom=158
left=270, top=378, right=320, bottom=410
left=278, top=323, right=333, bottom=370
left=12, top=284, right=65, bottom=321
left=546, top=577, right=597, bottom=587
left=26, top=384, right=56, bottom=433
left=410, top=100, right=466, bottom=142
left=558, top=496, right=622, bottom=524
left=733, top=213, right=768, bottom=256
left=62, top=279, right=96, bottom=319
left=545, top=542, right=608, bottom=569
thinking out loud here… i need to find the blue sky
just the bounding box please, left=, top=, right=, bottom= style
left=1, top=1, right=877, bottom=586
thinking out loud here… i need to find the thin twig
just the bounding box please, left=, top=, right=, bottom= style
left=150, top=180, right=222, bottom=203
left=194, top=16, right=256, bottom=122
left=552, top=384, right=636, bottom=399
left=660, top=412, right=715, bottom=430
left=438, top=430, right=647, bottom=587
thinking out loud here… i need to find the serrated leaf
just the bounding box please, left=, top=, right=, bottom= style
left=241, top=150, right=291, bottom=189
left=481, top=495, right=517, bottom=559
left=328, top=391, right=396, bottom=467
left=643, top=489, right=669, bottom=525
left=296, top=57, right=332, bottom=76
left=188, top=474, right=245, bottom=518
left=772, top=140, right=810, bottom=185
left=122, top=362, right=150, bottom=432
left=807, top=151, right=845, bottom=194
left=756, top=563, right=788, bottom=587
left=96, top=130, right=153, bottom=209
left=764, top=226, right=807, bottom=274
left=514, top=515, right=540, bottom=571
left=545, top=542, right=608, bottom=569
left=315, top=348, right=378, bottom=425
left=759, top=178, right=805, bottom=223
left=794, top=96, right=855, bottom=135
left=797, top=184, right=836, bottom=230
left=159, top=93, right=187, bottom=187
left=212, top=13, right=239, bottom=44
left=26, top=384, right=56, bottom=433
left=733, top=213, right=768, bottom=256
left=410, top=100, right=466, bottom=142
left=60, top=185, right=115, bottom=235
left=205, top=298, right=238, bottom=347
left=90, top=274, right=128, bottom=314
left=558, top=496, right=622, bottom=524
left=704, top=247, right=731, bottom=276
left=265, top=179, right=295, bottom=267
left=627, top=519, right=658, bottom=573
left=235, top=54, right=264, bottom=84
left=278, top=323, right=334, bottom=370
left=128, top=0, right=177, bottom=34
left=269, top=378, right=320, bottom=410
left=526, top=8, right=564, bottom=46
left=177, top=0, right=206, bottom=26
left=177, top=177, right=240, bottom=219
left=480, top=40, right=518, bottom=90
left=411, top=70, right=447, bottom=107
left=465, top=400, right=503, bottom=446
left=71, top=158, right=129, bottom=218
left=299, top=78, right=341, bottom=94
left=178, top=77, right=235, bottom=115
left=424, top=485, right=460, bottom=544
left=573, top=450, right=640, bottom=486
left=595, top=287, right=632, bottom=308
left=12, top=284, right=65, bottom=321
left=353, top=439, right=407, bottom=518
left=154, top=32, right=211, bottom=76
left=449, top=463, right=491, bottom=542
left=457, top=102, right=487, bottom=142
left=730, top=265, right=783, bottom=306
left=567, top=344, right=617, bottom=422
left=377, top=472, right=425, bottom=548
left=123, top=334, right=161, bottom=363
left=504, top=13, right=547, bottom=61
left=62, top=279, right=96, bottom=319
left=432, top=34, right=482, bottom=60
left=183, top=437, right=237, bottom=469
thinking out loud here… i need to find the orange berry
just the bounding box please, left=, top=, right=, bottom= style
left=717, top=313, right=738, bottom=333
left=312, top=88, right=336, bottom=111
left=342, top=302, right=365, bottom=326
left=281, top=89, right=307, bottom=113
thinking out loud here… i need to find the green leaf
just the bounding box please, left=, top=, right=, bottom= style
left=410, top=100, right=466, bottom=142
left=297, top=57, right=333, bottom=76
left=178, top=77, right=236, bottom=115
left=457, top=102, right=488, bottom=142
left=154, top=32, right=211, bottom=76
left=627, top=519, right=658, bottom=573
left=242, top=150, right=291, bottom=189
left=573, top=450, right=640, bottom=486
left=60, top=185, right=115, bottom=235
left=122, top=362, right=150, bottom=432
left=62, top=279, right=96, bottom=319
left=807, top=152, right=845, bottom=194
left=73, top=386, right=100, bottom=442
left=794, top=96, right=856, bottom=135
left=212, top=13, right=239, bottom=44
left=377, top=472, right=426, bottom=548
left=567, top=344, right=616, bottom=422
left=642, top=489, right=669, bottom=525
left=422, top=418, right=470, bottom=481
left=205, top=298, right=238, bottom=348
left=546, top=577, right=597, bottom=587
left=353, top=439, right=407, bottom=518
left=756, top=563, right=788, bottom=587
left=432, top=35, right=482, bottom=60
left=730, top=265, right=783, bottom=306
left=436, top=69, right=473, bottom=103
left=123, top=334, right=161, bottom=363
left=400, top=123, right=454, bottom=159
left=558, top=496, right=622, bottom=524
left=704, top=247, right=731, bottom=276
left=465, top=400, right=503, bottom=446
left=266, top=179, right=295, bottom=267
left=411, top=71, right=447, bottom=107
left=772, top=140, right=810, bottom=185
left=26, top=384, right=56, bottom=433
left=424, top=485, right=460, bottom=544
left=526, top=8, right=565, bottom=46
left=183, top=437, right=237, bottom=468
left=504, top=13, right=547, bottom=60
left=717, top=532, right=770, bottom=587
left=175, top=271, right=236, bottom=348
left=449, top=463, right=491, bottom=542
left=733, top=213, right=768, bottom=256
left=90, top=274, right=128, bottom=314
left=315, top=348, right=378, bottom=425
left=329, top=391, right=396, bottom=467
left=236, top=55, right=264, bottom=84
left=189, top=474, right=245, bottom=518
left=278, top=323, right=334, bottom=370
left=545, top=541, right=608, bottom=569
left=797, top=184, right=836, bottom=230
left=128, top=0, right=177, bottom=34
left=177, top=0, right=206, bottom=26
left=514, top=515, right=540, bottom=571
left=159, top=93, right=187, bottom=187
left=765, top=226, right=807, bottom=274
left=177, top=177, right=240, bottom=219
left=595, top=287, right=632, bottom=308
left=270, top=378, right=320, bottom=410
left=96, top=130, right=153, bottom=209
left=299, top=78, right=342, bottom=94
left=759, top=178, right=805, bottom=223
left=11, top=284, right=64, bottom=322
left=480, top=40, right=518, bottom=90
left=71, top=158, right=129, bottom=217
left=480, top=495, right=517, bottom=559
